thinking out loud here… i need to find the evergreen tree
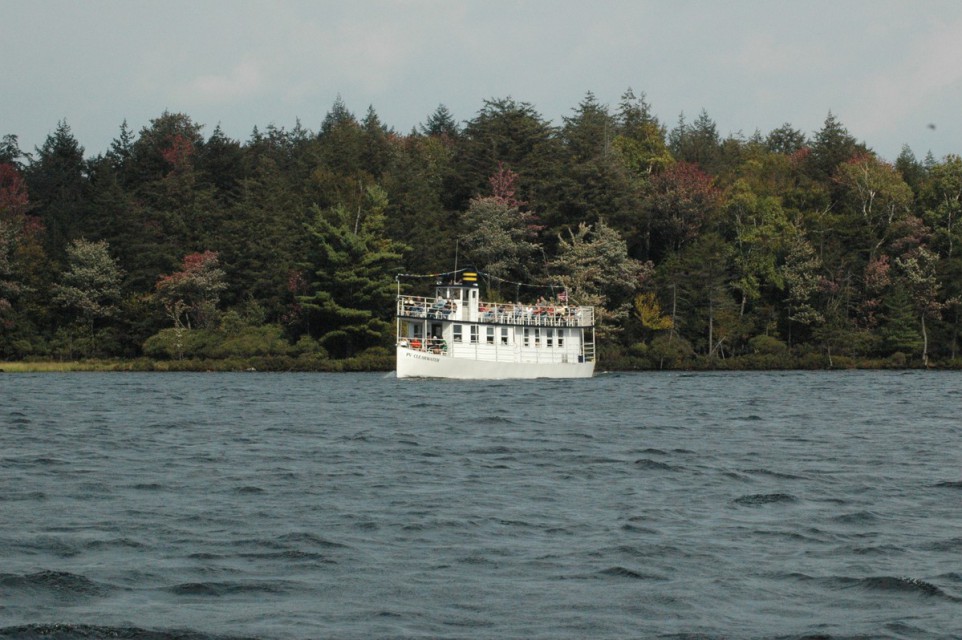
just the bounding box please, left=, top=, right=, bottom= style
left=809, top=111, right=863, bottom=182
left=420, top=104, right=460, bottom=139
left=880, top=284, right=923, bottom=355
left=613, top=89, right=672, bottom=176
left=382, top=133, right=456, bottom=274
left=765, top=123, right=807, bottom=155
left=300, top=185, right=406, bottom=358
left=451, top=97, right=562, bottom=213
left=25, top=120, right=87, bottom=260
left=669, top=109, right=721, bottom=171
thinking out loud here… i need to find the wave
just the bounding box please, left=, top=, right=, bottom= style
left=920, top=537, right=962, bottom=552
left=597, top=566, right=658, bottom=580
left=0, top=570, right=110, bottom=597
left=842, top=575, right=955, bottom=599
left=741, top=467, right=804, bottom=480
left=129, top=482, right=165, bottom=491
left=165, top=580, right=290, bottom=597
left=0, top=624, right=256, bottom=640
left=932, top=480, right=962, bottom=489
left=733, top=493, right=798, bottom=506
left=275, top=532, right=348, bottom=549
left=2, top=490, right=48, bottom=502
left=5, top=411, right=31, bottom=425
left=467, top=445, right=518, bottom=455
left=832, top=510, right=879, bottom=524
left=233, top=486, right=264, bottom=494
left=83, top=537, right=145, bottom=551
left=634, top=458, right=678, bottom=471
left=786, top=572, right=959, bottom=601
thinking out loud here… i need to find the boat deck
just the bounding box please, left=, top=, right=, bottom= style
left=397, top=295, right=594, bottom=328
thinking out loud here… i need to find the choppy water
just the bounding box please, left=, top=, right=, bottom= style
left=1, top=370, right=961, bottom=639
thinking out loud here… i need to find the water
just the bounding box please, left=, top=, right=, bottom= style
left=1, top=370, right=961, bottom=639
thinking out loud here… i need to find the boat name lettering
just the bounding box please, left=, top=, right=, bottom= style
left=405, top=352, right=440, bottom=363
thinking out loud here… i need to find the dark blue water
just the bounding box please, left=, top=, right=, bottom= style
left=1, top=371, right=961, bottom=639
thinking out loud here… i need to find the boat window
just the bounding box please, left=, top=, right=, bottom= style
left=470, top=325, right=478, bottom=343
left=523, top=328, right=530, bottom=347
left=557, top=329, right=564, bottom=348
left=453, top=325, right=463, bottom=342
left=534, top=328, right=541, bottom=347
left=486, top=327, right=494, bottom=344
left=500, top=327, right=508, bottom=345
left=546, top=328, right=554, bottom=347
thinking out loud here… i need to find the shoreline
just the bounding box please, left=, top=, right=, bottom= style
left=2, top=357, right=959, bottom=373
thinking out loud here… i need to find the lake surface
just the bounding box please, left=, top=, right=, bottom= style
left=1, top=370, right=961, bottom=639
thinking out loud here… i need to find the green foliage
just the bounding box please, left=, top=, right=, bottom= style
left=551, top=219, right=650, bottom=339
left=143, top=323, right=293, bottom=360
left=155, top=251, right=227, bottom=330
left=6, top=98, right=962, bottom=368
left=459, top=179, right=539, bottom=284
left=53, top=239, right=123, bottom=322
left=300, top=185, right=406, bottom=358
left=748, top=334, right=788, bottom=355
left=880, top=285, right=923, bottom=355
left=646, top=333, right=695, bottom=369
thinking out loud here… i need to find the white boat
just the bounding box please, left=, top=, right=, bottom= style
left=395, top=271, right=595, bottom=379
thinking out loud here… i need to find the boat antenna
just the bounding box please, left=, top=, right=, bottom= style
left=454, top=239, right=459, bottom=282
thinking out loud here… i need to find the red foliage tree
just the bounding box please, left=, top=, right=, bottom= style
left=646, top=161, right=720, bottom=254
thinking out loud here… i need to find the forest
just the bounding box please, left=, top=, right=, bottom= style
left=1, top=91, right=961, bottom=370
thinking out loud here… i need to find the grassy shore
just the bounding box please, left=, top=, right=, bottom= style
left=0, top=354, right=397, bottom=373
left=0, top=360, right=157, bottom=372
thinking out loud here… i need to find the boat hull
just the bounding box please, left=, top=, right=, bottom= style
left=396, top=345, right=594, bottom=379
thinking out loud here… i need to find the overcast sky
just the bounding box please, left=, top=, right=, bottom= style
left=3, top=0, right=960, bottom=163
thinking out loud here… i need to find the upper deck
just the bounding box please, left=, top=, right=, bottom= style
left=397, top=294, right=594, bottom=328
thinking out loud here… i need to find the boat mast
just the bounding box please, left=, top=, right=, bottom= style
left=453, top=240, right=459, bottom=282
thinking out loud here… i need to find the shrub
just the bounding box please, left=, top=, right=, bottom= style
left=647, top=334, right=695, bottom=369
left=748, top=334, right=788, bottom=355
left=210, top=325, right=293, bottom=358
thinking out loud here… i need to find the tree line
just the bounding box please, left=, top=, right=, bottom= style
left=2, top=91, right=960, bottom=369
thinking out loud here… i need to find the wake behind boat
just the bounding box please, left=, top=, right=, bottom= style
left=395, top=271, right=595, bottom=379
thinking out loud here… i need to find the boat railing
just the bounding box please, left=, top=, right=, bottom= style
left=397, top=295, right=593, bottom=327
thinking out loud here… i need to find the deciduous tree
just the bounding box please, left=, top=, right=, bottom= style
left=155, top=250, right=227, bottom=331
left=52, top=238, right=124, bottom=355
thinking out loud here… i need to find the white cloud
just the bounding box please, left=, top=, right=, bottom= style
left=177, top=61, right=266, bottom=104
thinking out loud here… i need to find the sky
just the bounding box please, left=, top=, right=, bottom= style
left=3, top=0, right=961, bottom=163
